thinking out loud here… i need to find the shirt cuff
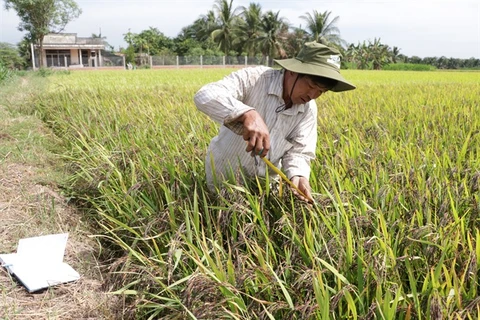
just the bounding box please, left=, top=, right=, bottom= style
left=284, top=157, right=311, bottom=180
left=224, top=107, right=255, bottom=135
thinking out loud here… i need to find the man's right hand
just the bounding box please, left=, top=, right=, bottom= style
left=238, top=110, right=270, bottom=158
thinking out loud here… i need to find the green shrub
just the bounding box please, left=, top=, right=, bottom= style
left=36, top=67, right=70, bottom=77
left=0, top=42, right=26, bottom=70
left=341, top=61, right=356, bottom=70
left=37, top=67, right=53, bottom=77
left=0, top=63, right=12, bottom=84
left=14, top=70, right=28, bottom=77
left=461, top=66, right=480, bottom=71
left=383, top=63, right=437, bottom=71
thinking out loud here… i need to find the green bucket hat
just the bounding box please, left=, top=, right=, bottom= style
left=274, top=41, right=356, bottom=92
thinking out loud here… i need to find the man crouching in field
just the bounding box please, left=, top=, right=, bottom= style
left=194, top=41, right=356, bottom=202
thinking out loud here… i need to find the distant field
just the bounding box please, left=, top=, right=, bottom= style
left=35, top=69, right=480, bottom=319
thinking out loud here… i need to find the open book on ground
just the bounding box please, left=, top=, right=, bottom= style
left=0, top=233, right=80, bottom=293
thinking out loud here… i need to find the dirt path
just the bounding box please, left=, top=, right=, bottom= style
left=0, top=76, right=122, bottom=319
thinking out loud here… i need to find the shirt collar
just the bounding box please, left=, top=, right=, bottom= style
left=268, top=69, right=305, bottom=115
left=268, top=69, right=284, bottom=97
left=284, top=102, right=306, bottom=115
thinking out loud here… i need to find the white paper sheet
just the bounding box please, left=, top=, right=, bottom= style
left=0, top=233, right=80, bottom=292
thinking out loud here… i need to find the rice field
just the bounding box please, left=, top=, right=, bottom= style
left=34, top=68, right=480, bottom=319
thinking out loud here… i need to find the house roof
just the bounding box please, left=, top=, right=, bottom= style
left=36, top=33, right=105, bottom=50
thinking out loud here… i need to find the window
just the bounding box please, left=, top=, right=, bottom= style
left=45, top=50, right=71, bottom=67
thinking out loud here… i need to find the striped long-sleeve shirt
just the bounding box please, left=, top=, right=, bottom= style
left=194, top=66, right=317, bottom=189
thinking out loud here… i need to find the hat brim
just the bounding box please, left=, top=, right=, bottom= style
left=274, top=58, right=356, bottom=92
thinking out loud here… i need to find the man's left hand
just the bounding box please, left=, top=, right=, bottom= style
left=290, top=176, right=314, bottom=203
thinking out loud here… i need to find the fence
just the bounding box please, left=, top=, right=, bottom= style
left=142, top=55, right=272, bottom=69
left=33, top=54, right=272, bottom=70
left=102, top=55, right=125, bottom=67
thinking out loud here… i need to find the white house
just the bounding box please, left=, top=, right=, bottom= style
left=35, top=33, right=105, bottom=68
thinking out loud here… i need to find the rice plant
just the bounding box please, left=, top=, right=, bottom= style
left=34, top=69, right=480, bottom=319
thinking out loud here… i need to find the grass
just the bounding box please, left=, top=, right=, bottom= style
left=0, top=74, right=60, bottom=175
left=31, top=68, right=480, bottom=319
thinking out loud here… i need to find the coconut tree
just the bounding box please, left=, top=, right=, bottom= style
left=299, top=10, right=345, bottom=48
left=186, top=10, right=218, bottom=43
left=235, top=2, right=263, bottom=56
left=256, top=10, right=288, bottom=64
left=389, top=46, right=401, bottom=63
left=211, top=0, right=242, bottom=55
left=283, top=27, right=308, bottom=57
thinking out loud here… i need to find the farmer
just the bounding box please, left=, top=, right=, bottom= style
left=194, top=41, right=356, bottom=202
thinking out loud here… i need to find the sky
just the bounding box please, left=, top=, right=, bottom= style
left=1, top=0, right=479, bottom=59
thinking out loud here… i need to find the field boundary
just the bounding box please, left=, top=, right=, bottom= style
left=0, top=75, right=123, bottom=319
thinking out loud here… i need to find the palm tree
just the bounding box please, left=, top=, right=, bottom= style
left=91, top=31, right=114, bottom=52
left=283, top=27, right=308, bottom=57
left=235, top=3, right=263, bottom=56
left=299, top=10, right=346, bottom=48
left=123, top=29, right=135, bottom=47
left=256, top=10, right=289, bottom=64
left=211, top=0, right=242, bottom=55
left=390, top=46, right=401, bottom=63
left=188, top=10, right=218, bottom=43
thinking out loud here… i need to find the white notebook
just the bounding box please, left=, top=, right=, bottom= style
left=0, top=233, right=80, bottom=292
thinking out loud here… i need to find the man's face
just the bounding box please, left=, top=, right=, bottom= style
left=290, top=75, right=329, bottom=105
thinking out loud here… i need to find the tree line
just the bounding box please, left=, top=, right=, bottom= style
left=2, top=0, right=480, bottom=70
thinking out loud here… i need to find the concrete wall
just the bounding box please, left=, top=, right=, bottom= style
left=71, top=49, right=79, bottom=65
left=43, top=34, right=76, bottom=44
